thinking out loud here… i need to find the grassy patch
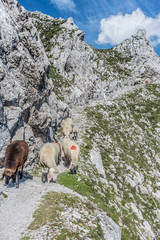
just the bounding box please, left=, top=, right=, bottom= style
left=25, top=192, right=104, bottom=239
left=1, top=192, right=8, bottom=198
left=81, top=84, right=160, bottom=239
left=56, top=127, right=64, bottom=141
left=95, top=48, right=132, bottom=80
left=58, top=172, right=93, bottom=198
left=31, top=164, right=41, bottom=177
left=56, top=229, right=81, bottom=240
left=21, top=237, right=30, bottom=240
left=58, top=172, right=119, bottom=224
left=50, top=65, right=73, bottom=100
left=35, top=18, right=67, bottom=52
left=28, top=192, right=73, bottom=230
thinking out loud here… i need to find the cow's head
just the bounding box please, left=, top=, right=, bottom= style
left=48, top=168, right=59, bottom=183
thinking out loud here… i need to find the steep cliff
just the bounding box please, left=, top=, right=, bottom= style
left=0, top=0, right=68, bottom=167
left=114, top=29, right=160, bottom=81
left=0, top=95, right=10, bottom=166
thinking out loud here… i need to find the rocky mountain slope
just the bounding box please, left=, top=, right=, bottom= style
left=0, top=0, right=69, bottom=167
left=29, top=11, right=160, bottom=105
left=0, top=95, right=10, bottom=166
left=72, top=84, right=160, bottom=240
left=29, top=10, right=160, bottom=240
left=0, top=0, right=160, bottom=239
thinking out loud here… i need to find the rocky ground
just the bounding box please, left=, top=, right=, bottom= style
left=0, top=83, right=160, bottom=240
left=70, top=83, right=160, bottom=240
left=0, top=154, right=120, bottom=240
left=0, top=175, right=76, bottom=240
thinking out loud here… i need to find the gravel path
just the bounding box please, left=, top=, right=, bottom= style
left=0, top=163, right=81, bottom=240
left=0, top=106, right=89, bottom=240
left=0, top=106, right=122, bottom=240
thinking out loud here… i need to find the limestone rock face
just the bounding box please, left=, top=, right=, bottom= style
left=114, top=29, right=160, bottom=81
left=98, top=211, right=121, bottom=240
left=30, top=13, right=160, bottom=105
left=30, top=13, right=100, bottom=104
left=0, top=95, right=10, bottom=167
left=0, top=0, right=67, bottom=167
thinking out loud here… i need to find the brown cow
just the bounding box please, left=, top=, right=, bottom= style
left=2, top=140, right=29, bottom=188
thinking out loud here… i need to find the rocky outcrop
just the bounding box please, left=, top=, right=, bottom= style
left=0, top=95, right=10, bottom=167
left=98, top=212, right=121, bottom=240
left=0, top=0, right=68, bottom=167
left=30, top=12, right=98, bottom=105
left=114, top=29, right=160, bottom=81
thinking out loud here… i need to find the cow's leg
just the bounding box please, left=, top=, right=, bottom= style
left=12, top=174, right=16, bottom=183
left=41, top=166, right=45, bottom=183
left=64, top=155, right=68, bottom=167
left=15, top=170, right=19, bottom=188
left=19, top=166, right=23, bottom=179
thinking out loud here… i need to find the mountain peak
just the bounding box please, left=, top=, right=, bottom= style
left=135, top=29, right=146, bottom=39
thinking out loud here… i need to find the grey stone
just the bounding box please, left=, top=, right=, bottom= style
left=0, top=0, right=67, bottom=167
left=31, top=13, right=160, bottom=106
left=0, top=95, right=10, bottom=166
left=98, top=211, right=121, bottom=240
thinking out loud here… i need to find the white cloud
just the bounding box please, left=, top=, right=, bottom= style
left=97, top=8, right=160, bottom=46
left=50, top=0, right=76, bottom=12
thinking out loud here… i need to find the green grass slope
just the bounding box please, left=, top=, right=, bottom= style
left=59, top=84, right=160, bottom=240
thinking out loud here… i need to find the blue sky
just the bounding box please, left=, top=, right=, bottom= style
left=19, top=0, right=160, bottom=56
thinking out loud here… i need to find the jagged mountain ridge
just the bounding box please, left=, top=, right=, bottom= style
left=29, top=11, right=160, bottom=105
